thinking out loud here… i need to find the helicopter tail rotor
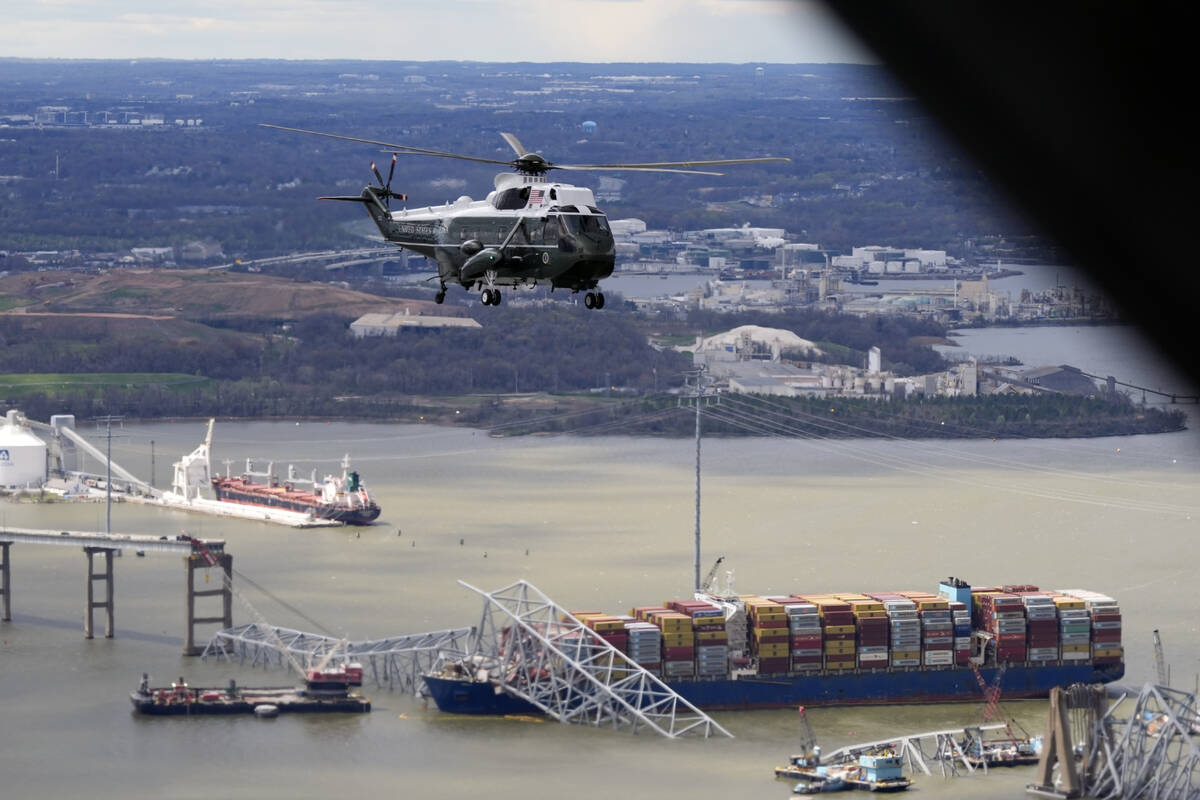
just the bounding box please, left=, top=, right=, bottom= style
left=369, top=153, right=407, bottom=208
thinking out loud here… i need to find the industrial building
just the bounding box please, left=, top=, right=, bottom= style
left=350, top=310, right=481, bottom=338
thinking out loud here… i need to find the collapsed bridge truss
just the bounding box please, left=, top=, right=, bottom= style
left=202, top=623, right=474, bottom=693
left=449, top=579, right=732, bottom=739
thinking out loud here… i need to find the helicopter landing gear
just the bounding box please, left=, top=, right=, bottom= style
left=479, top=272, right=502, bottom=307
left=435, top=287, right=446, bottom=304
left=583, top=291, right=605, bottom=310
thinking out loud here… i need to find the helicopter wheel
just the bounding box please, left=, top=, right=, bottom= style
left=595, top=292, right=605, bottom=309
left=481, top=289, right=493, bottom=305
left=492, top=289, right=502, bottom=306
left=583, top=292, right=596, bottom=309
left=435, top=290, right=446, bottom=305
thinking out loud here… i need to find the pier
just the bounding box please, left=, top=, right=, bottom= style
left=0, top=526, right=230, bottom=651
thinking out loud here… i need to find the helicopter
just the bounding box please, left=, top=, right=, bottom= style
left=261, top=124, right=789, bottom=308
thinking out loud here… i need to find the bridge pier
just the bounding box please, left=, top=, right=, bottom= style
left=184, top=552, right=232, bottom=656
left=83, top=547, right=115, bottom=639
left=1, top=542, right=11, bottom=621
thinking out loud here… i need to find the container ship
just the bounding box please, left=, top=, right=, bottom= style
left=130, top=663, right=371, bottom=715
left=211, top=456, right=380, bottom=525
left=422, top=579, right=1124, bottom=713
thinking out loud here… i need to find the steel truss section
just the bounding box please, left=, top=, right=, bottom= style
left=202, top=623, right=473, bottom=693
left=458, top=579, right=732, bottom=739
left=1084, top=683, right=1200, bottom=800
left=1029, top=683, right=1200, bottom=800
left=823, top=722, right=1011, bottom=778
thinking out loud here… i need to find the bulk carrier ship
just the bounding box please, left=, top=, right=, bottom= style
left=159, top=420, right=381, bottom=526
left=422, top=578, right=1124, bottom=713
left=212, top=456, right=380, bottom=525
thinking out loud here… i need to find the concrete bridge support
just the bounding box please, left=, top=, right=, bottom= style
left=1, top=542, right=10, bottom=622
left=184, top=553, right=232, bottom=656
left=83, top=547, right=115, bottom=639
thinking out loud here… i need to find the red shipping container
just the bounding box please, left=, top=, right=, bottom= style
left=791, top=635, right=823, bottom=646
left=663, top=646, right=694, bottom=659
left=758, top=657, right=790, bottom=673
left=756, top=619, right=787, bottom=629
left=824, top=632, right=854, bottom=642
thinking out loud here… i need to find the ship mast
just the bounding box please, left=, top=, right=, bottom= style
left=685, top=366, right=708, bottom=592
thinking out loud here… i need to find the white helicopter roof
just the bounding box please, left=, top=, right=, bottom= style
left=393, top=173, right=600, bottom=222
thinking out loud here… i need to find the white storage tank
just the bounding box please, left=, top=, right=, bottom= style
left=0, top=409, right=47, bottom=487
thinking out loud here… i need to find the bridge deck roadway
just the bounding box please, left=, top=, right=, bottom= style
left=0, top=526, right=224, bottom=556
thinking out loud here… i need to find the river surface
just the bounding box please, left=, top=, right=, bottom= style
left=2, top=326, right=1198, bottom=799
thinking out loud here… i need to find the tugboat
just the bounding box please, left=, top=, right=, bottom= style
left=776, top=749, right=912, bottom=793
left=130, top=664, right=371, bottom=716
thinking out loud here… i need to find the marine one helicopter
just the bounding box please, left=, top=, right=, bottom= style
left=262, top=124, right=789, bottom=308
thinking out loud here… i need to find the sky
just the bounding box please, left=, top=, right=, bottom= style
left=2, top=0, right=874, bottom=63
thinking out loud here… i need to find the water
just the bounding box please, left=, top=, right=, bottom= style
left=2, top=326, right=1198, bottom=799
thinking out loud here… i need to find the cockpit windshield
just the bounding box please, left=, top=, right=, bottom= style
left=558, top=213, right=611, bottom=236
left=491, top=186, right=530, bottom=210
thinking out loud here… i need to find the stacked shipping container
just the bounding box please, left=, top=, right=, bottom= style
left=562, top=582, right=1122, bottom=681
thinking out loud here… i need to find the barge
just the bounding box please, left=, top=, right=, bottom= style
left=130, top=664, right=371, bottom=716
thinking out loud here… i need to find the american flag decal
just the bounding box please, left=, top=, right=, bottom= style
left=529, top=188, right=543, bottom=205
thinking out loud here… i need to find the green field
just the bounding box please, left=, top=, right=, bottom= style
left=0, top=373, right=208, bottom=396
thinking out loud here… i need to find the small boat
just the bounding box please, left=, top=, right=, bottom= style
left=794, top=776, right=847, bottom=794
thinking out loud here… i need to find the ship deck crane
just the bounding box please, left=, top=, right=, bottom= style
left=700, top=556, right=725, bottom=595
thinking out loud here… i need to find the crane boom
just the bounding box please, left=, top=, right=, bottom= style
left=1152, top=629, right=1167, bottom=686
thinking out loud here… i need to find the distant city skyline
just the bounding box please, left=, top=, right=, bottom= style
left=2, top=0, right=874, bottom=63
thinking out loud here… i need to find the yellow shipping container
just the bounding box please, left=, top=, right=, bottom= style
left=1061, top=644, right=1090, bottom=653
left=852, top=610, right=887, bottom=619
left=824, top=624, right=856, bottom=635
left=1054, top=598, right=1085, bottom=609
left=662, top=632, right=695, bottom=644
left=916, top=600, right=949, bottom=610
left=1092, top=647, right=1123, bottom=658
left=753, top=627, right=789, bottom=640
left=696, top=630, right=727, bottom=641
left=825, top=661, right=855, bottom=670
left=892, top=650, right=920, bottom=659
left=825, top=643, right=856, bottom=654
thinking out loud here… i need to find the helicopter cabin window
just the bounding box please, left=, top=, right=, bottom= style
left=539, top=216, right=561, bottom=244
left=491, top=186, right=531, bottom=210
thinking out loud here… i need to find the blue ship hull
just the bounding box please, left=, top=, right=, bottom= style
left=422, top=661, right=1124, bottom=715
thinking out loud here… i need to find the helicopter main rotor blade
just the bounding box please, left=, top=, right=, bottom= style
left=260, top=124, right=515, bottom=168
left=554, top=156, right=791, bottom=172
left=553, top=165, right=729, bottom=176
left=499, top=132, right=529, bottom=158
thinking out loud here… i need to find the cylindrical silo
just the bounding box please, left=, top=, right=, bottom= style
left=0, top=410, right=47, bottom=487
